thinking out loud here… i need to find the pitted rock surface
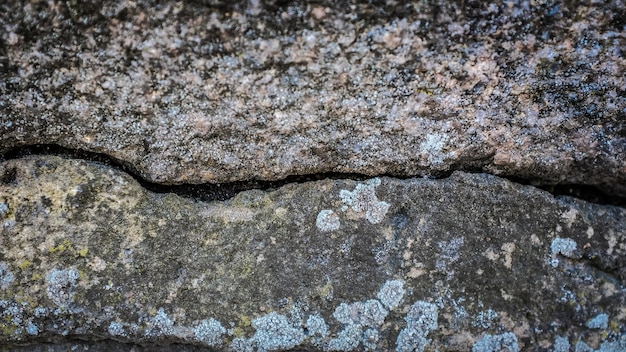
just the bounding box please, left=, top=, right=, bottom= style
left=1, top=0, right=625, bottom=193
left=1, top=156, right=625, bottom=351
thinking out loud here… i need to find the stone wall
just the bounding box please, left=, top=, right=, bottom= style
left=1, top=0, right=625, bottom=351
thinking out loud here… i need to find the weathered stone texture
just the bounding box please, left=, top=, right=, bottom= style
left=1, top=156, right=625, bottom=351
left=1, top=0, right=624, bottom=192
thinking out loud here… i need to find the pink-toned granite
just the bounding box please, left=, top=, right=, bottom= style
left=1, top=1, right=624, bottom=193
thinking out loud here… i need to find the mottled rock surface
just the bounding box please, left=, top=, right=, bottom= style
left=1, top=156, right=625, bottom=351
left=1, top=0, right=625, bottom=193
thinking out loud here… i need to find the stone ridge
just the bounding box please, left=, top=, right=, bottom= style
left=1, top=156, right=625, bottom=351
left=1, top=0, right=625, bottom=193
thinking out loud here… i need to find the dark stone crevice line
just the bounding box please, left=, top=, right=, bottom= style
left=8, top=337, right=316, bottom=352
left=1, top=144, right=625, bottom=207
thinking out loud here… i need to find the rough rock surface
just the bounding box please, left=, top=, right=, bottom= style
left=1, top=156, right=625, bottom=351
left=1, top=0, right=625, bottom=193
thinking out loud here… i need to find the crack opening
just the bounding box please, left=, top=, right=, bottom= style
left=1, top=144, right=624, bottom=207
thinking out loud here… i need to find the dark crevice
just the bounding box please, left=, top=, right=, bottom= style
left=503, top=175, right=626, bottom=208
left=1, top=144, right=625, bottom=207
left=7, top=338, right=301, bottom=352
left=6, top=337, right=316, bottom=352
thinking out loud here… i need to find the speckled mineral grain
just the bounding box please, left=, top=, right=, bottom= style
left=1, top=0, right=625, bottom=194
left=1, top=156, right=625, bottom=351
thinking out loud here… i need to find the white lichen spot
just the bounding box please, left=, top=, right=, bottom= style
left=339, top=178, right=390, bottom=224
left=436, top=237, right=464, bottom=277
left=306, top=313, right=330, bottom=348
left=146, top=308, right=174, bottom=336
left=362, top=328, right=379, bottom=351
left=472, top=309, right=498, bottom=329
left=251, top=312, right=305, bottom=351
left=25, top=322, right=39, bottom=336
left=45, top=268, right=79, bottom=307
left=472, top=332, right=519, bottom=352
left=34, top=307, right=48, bottom=318
left=377, top=280, right=405, bottom=310
left=419, top=133, right=450, bottom=165
left=325, top=279, right=408, bottom=351
left=306, top=314, right=329, bottom=339
left=552, top=335, right=570, bottom=352
left=327, top=323, right=362, bottom=351
left=194, top=318, right=226, bottom=346
left=0, top=300, right=25, bottom=328
left=586, top=226, right=595, bottom=238
left=550, top=238, right=577, bottom=258
left=316, top=209, right=340, bottom=232
left=396, top=301, right=438, bottom=352
left=108, top=321, right=126, bottom=336
left=231, top=337, right=255, bottom=352
left=561, top=208, right=579, bottom=228
left=366, top=201, right=391, bottom=224
left=333, top=300, right=388, bottom=328
left=0, top=262, right=15, bottom=290
left=586, top=313, right=609, bottom=329
left=558, top=287, right=576, bottom=304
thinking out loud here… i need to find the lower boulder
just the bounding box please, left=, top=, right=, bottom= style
left=1, top=156, right=624, bottom=351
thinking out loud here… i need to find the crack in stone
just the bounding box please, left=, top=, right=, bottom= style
left=8, top=339, right=316, bottom=352
left=1, top=144, right=624, bottom=207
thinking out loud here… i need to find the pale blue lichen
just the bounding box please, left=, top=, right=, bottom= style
left=595, top=333, right=626, bottom=351
left=0, top=262, right=15, bottom=290
left=326, top=323, right=362, bottom=351
left=576, top=340, right=594, bottom=352
left=558, top=286, right=577, bottom=305
left=362, top=328, right=379, bottom=351
left=288, top=303, right=305, bottom=327
left=316, top=209, right=340, bottom=232
left=396, top=328, right=431, bottom=352
left=449, top=297, right=469, bottom=329
left=251, top=312, right=305, bottom=351
left=25, top=321, right=39, bottom=336
left=146, top=308, right=174, bottom=336
left=377, top=280, right=405, bottom=310
left=575, top=333, right=626, bottom=352
left=332, top=300, right=388, bottom=328
left=194, top=318, right=226, bottom=346
left=395, top=301, right=438, bottom=352
left=339, top=178, right=390, bottom=224
left=586, top=313, right=609, bottom=329
left=306, top=313, right=329, bottom=339
left=231, top=337, right=255, bottom=352
left=553, top=335, right=570, bottom=352
left=574, top=340, right=595, bottom=352
left=324, top=284, right=394, bottom=351
left=45, top=268, right=79, bottom=308
left=405, top=301, right=438, bottom=333
left=472, top=309, right=498, bottom=329
left=108, top=321, right=126, bottom=336
left=34, top=307, right=48, bottom=318
left=550, top=238, right=577, bottom=258
left=1, top=300, right=24, bottom=326
left=0, top=202, right=8, bottom=216
left=472, top=332, right=519, bottom=352
left=435, top=237, right=464, bottom=275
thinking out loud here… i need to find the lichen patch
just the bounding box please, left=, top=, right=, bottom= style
left=316, top=209, right=340, bottom=232
left=339, top=178, right=390, bottom=224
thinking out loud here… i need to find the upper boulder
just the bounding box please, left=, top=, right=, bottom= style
left=1, top=0, right=624, bottom=193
